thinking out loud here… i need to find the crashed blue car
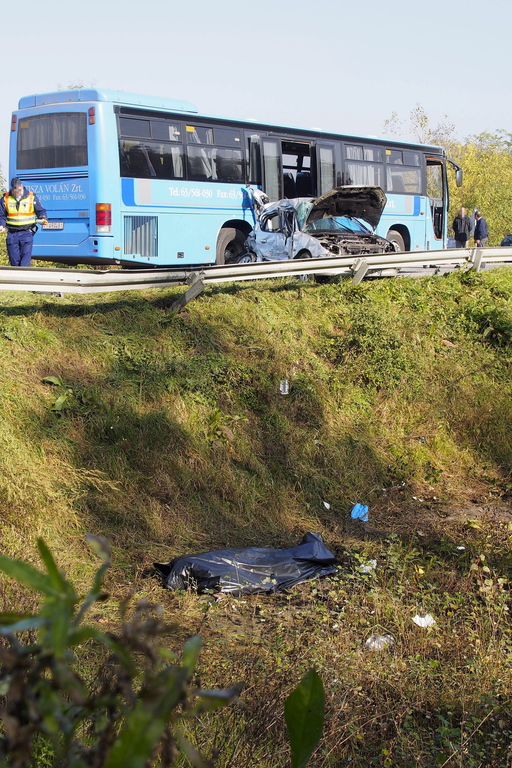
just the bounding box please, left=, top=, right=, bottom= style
left=240, top=185, right=395, bottom=263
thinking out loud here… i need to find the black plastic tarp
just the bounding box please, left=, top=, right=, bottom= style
left=154, top=532, right=337, bottom=595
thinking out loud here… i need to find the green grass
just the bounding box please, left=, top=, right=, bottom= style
left=1, top=259, right=512, bottom=765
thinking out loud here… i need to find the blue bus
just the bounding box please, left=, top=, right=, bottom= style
left=8, top=89, right=462, bottom=267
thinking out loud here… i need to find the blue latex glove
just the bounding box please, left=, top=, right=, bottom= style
left=350, top=503, right=369, bottom=522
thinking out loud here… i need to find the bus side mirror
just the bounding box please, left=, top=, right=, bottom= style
left=455, top=169, right=463, bottom=187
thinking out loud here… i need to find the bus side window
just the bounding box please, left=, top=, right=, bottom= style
left=152, top=144, right=185, bottom=179
left=128, top=144, right=156, bottom=177
left=345, top=162, right=382, bottom=187
left=187, top=146, right=215, bottom=180
left=386, top=167, right=421, bottom=194
left=215, top=149, right=243, bottom=182
left=388, top=173, right=406, bottom=192
left=120, top=139, right=185, bottom=180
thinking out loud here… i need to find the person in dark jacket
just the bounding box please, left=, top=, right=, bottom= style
left=0, top=177, right=48, bottom=266
left=452, top=207, right=472, bottom=247
left=473, top=211, right=489, bottom=247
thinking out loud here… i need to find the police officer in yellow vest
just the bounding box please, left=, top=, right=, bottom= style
left=0, top=178, right=48, bottom=266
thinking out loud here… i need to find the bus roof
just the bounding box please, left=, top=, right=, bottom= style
left=16, top=89, right=445, bottom=154
left=17, top=88, right=199, bottom=115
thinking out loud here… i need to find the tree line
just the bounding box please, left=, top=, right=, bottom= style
left=383, top=105, right=512, bottom=246
left=448, top=131, right=512, bottom=245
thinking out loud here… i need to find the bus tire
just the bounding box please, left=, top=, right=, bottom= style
left=216, top=228, right=246, bottom=265
left=386, top=230, right=405, bottom=252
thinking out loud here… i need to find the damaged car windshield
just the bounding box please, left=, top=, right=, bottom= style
left=295, top=199, right=371, bottom=235
left=304, top=217, right=371, bottom=235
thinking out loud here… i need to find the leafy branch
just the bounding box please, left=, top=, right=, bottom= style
left=0, top=536, right=240, bottom=768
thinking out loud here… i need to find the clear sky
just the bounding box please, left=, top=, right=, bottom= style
left=1, top=0, right=510, bottom=180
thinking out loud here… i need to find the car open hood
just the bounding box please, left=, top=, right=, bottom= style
left=302, top=186, right=387, bottom=230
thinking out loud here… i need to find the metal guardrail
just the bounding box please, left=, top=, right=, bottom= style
left=0, top=246, right=511, bottom=310
left=0, top=266, right=193, bottom=294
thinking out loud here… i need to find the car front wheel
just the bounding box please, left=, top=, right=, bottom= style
left=294, top=249, right=312, bottom=280
left=236, top=250, right=256, bottom=264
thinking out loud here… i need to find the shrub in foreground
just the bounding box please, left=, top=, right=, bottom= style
left=0, top=536, right=240, bottom=768
left=0, top=538, right=324, bottom=768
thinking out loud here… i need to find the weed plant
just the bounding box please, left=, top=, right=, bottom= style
left=0, top=267, right=512, bottom=765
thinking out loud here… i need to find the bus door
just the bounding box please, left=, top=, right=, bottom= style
left=261, top=138, right=282, bottom=201
left=258, top=138, right=315, bottom=202
left=281, top=141, right=313, bottom=199
left=426, top=159, right=446, bottom=244
left=315, top=143, right=337, bottom=196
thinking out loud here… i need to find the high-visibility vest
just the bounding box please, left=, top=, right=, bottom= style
left=3, top=191, right=36, bottom=230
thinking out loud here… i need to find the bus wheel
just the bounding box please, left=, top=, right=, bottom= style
left=216, top=228, right=246, bottom=265
left=386, top=230, right=405, bottom=252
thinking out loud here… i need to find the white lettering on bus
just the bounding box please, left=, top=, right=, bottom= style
left=44, top=183, right=70, bottom=193
left=167, top=186, right=242, bottom=201
left=28, top=183, right=84, bottom=196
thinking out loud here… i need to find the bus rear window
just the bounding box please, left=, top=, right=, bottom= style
left=17, top=112, right=87, bottom=169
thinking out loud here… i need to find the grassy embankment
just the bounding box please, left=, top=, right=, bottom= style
left=1, top=241, right=512, bottom=766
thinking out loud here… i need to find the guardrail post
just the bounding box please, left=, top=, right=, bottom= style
left=352, top=258, right=369, bottom=285
left=169, top=272, right=205, bottom=312
left=468, top=247, right=484, bottom=272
